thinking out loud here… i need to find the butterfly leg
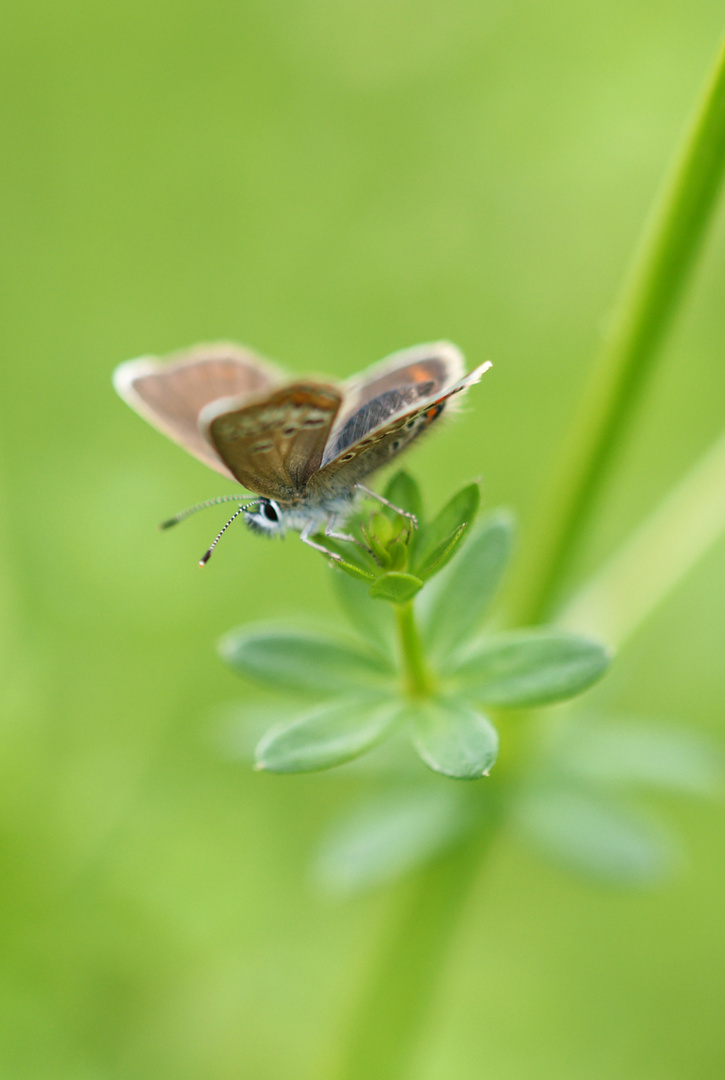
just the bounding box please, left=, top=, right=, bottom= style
left=300, top=523, right=343, bottom=562
left=324, top=515, right=369, bottom=550
left=354, top=483, right=418, bottom=527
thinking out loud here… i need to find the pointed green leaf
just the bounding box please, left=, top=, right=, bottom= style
left=369, top=572, right=424, bottom=604
left=331, top=567, right=393, bottom=649
left=514, top=786, right=673, bottom=884
left=320, top=536, right=376, bottom=575
left=256, top=697, right=399, bottom=773
left=417, top=523, right=469, bottom=580
left=313, top=787, right=470, bottom=894
left=452, top=630, right=611, bottom=707
left=364, top=522, right=393, bottom=566
left=383, top=470, right=424, bottom=523
left=335, top=558, right=376, bottom=583
left=413, top=483, right=479, bottom=572
left=422, top=512, right=515, bottom=657
left=219, top=627, right=393, bottom=694
left=411, top=698, right=499, bottom=779
left=560, top=720, right=721, bottom=797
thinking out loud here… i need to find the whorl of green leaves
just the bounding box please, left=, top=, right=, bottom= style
left=219, top=472, right=611, bottom=780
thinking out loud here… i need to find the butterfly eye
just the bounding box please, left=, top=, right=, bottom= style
left=243, top=499, right=285, bottom=538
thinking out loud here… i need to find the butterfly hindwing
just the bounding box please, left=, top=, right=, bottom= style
left=327, top=341, right=465, bottom=462
left=200, top=383, right=343, bottom=499
left=113, top=343, right=279, bottom=479
left=308, top=360, right=490, bottom=497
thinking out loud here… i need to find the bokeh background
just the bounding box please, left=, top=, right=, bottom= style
left=2, top=1, right=725, bottom=1077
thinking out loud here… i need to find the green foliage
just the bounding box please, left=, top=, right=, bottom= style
left=326, top=473, right=480, bottom=597
left=421, top=510, right=515, bottom=657
left=219, top=464, right=722, bottom=899
left=255, top=697, right=399, bottom=773
left=513, top=785, right=673, bottom=885
left=313, top=786, right=471, bottom=895
left=413, top=483, right=480, bottom=572
left=332, top=569, right=393, bottom=649
left=417, top=522, right=470, bottom=579
left=559, top=719, right=721, bottom=796
left=369, top=571, right=424, bottom=604
left=410, top=698, right=499, bottom=779
left=219, top=627, right=394, bottom=695
left=220, top=473, right=612, bottom=778
left=450, top=629, right=612, bottom=707
left=382, top=471, right=424, bottom=526
left=220, top=469, right=720, bottom=895
left=499, top=712, right=721, bottom=885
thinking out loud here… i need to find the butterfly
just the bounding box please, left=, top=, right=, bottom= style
left=113, top=341, right=491, bottom=564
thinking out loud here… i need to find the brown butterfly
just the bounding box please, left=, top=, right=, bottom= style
left=113, top=341, right=491, bottom=564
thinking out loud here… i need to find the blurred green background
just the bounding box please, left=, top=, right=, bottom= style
left=2, top=1, right=725, bottom=1077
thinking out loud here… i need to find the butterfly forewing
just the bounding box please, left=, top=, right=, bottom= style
left=113, top=343, right=279, bottom=478
left=200, top=383, right=343, bottom=499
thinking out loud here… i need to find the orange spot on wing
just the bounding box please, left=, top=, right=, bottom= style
left=409, top=365, right=434, bottom=382
left=424, top=404, right=444, bottom=422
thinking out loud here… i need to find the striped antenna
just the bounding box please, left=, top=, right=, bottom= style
left=199, top=503, right=258, bottom=567
left=159, top=494, right=254, bottom=530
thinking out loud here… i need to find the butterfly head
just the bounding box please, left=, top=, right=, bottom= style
left=244, top=498, right=286, bottom=537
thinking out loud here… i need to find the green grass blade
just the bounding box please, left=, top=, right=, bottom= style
left=558, top=427, right=725, bottom=646
left=517, top=34, right=725, bottom=624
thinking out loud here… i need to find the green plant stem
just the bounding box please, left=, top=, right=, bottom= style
left=515, top=34, right=725, bottom=625
left=330, top=827, right=496, bottom=1080
left=396, top=601, right=434, bottom=696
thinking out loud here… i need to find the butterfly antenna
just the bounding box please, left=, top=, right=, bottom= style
left=159, top=494, right=253, bottom=530
left=199, top=503, right=257, bottom=567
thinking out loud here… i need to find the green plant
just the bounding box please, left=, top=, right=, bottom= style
left=220, top=474, right=611, bottom=780
left=217, top=33, right=725, bottom=1080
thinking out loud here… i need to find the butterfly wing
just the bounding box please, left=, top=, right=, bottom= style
left=113, top=343, right=280, bottom=479
left=199, top=383, right=343, bottom=499
left=114, top=339, right=487, bottom=500
left=308, top=352, right=491, bottom=497
left=325, top=341, right=466, bottom=463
